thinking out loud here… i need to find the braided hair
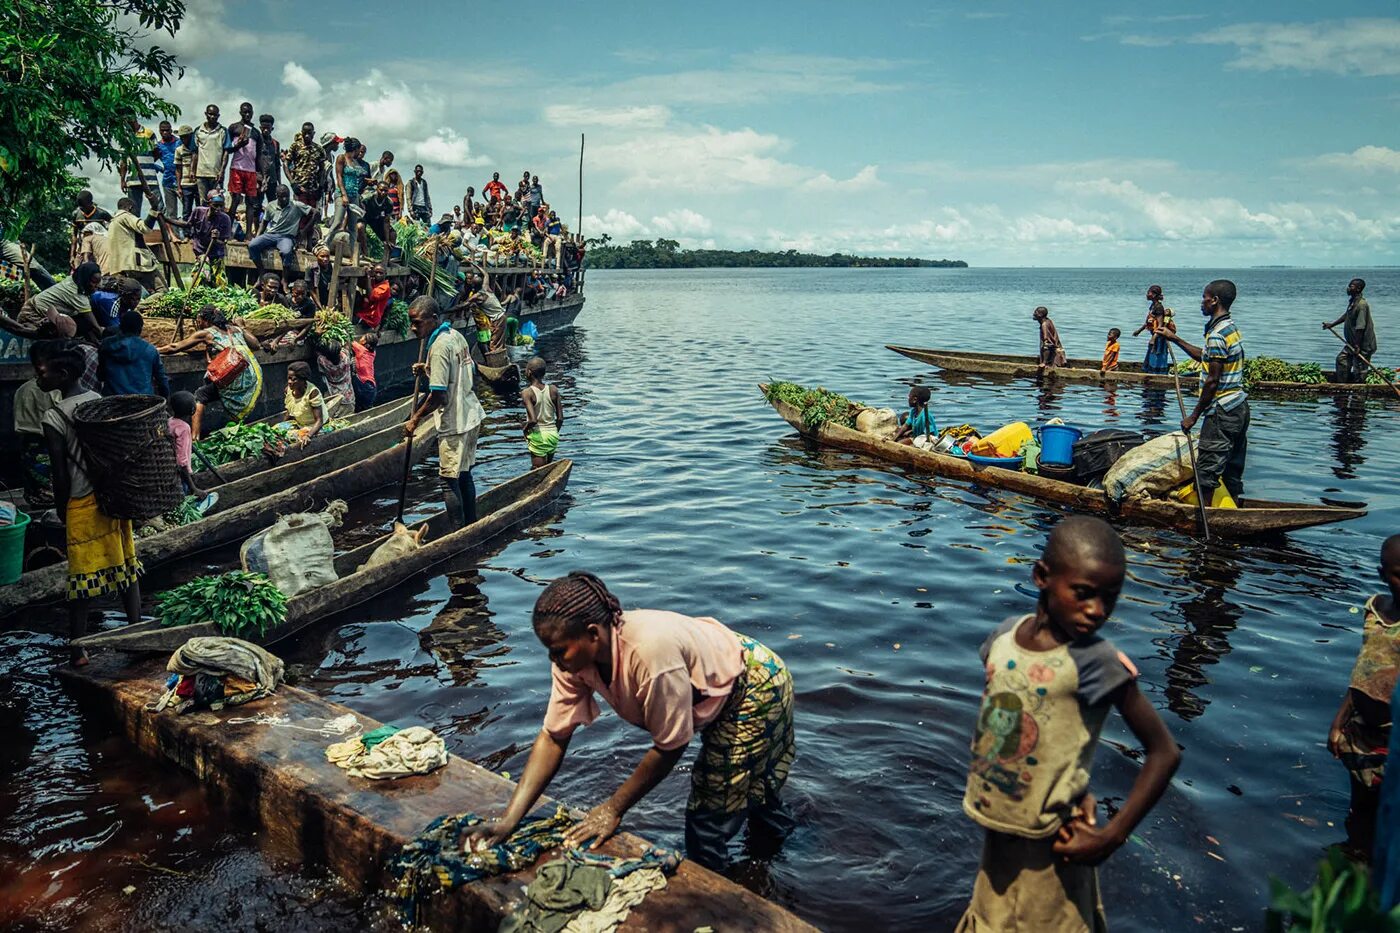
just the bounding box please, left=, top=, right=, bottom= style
left=532, top=571, right=622, bottom=639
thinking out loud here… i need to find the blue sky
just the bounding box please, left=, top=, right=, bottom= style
left=106, top=0, right=1400, bottom=265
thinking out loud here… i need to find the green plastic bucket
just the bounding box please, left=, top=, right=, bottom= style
left=0, top=511, right=31, bottom=585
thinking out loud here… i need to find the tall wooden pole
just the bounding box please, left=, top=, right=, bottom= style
left=123, top=143, right=184, bottom=290
left=577, top=133, right=584, bottom=237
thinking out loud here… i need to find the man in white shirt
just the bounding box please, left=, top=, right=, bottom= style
left=403, top=296, right=485, bottom=527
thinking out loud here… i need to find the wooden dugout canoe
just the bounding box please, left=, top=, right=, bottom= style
left=76, top=459, right=573, bottom=653
left=475, top=348, right=521, bottom=389
left=195, top=396, right=413, bottom=486
left=886, top=345, right=1394, bottom=397
left=761, top=385, right=1366, bottom=537
left=0, top=420, right=438, bottom=617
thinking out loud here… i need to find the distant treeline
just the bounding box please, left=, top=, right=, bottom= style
left=584, top=237, right=967, bottom=269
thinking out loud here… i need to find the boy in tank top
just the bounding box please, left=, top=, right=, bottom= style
left=522, top=356, right=563, bottom=468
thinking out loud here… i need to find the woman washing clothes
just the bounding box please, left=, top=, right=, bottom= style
left=159, top=306, right=263, bottom=438
left=469, top=572, right=797, bottom=872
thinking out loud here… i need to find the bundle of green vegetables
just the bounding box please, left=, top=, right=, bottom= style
left=393, top=218, right=428, bottom=255
left=1365, top=368, right=1399, bottom=386
left=1243, top=356, right=1326, bottom=386
left=314, top=308, right=354, bottom=345
left=194, top=421, right=294, bottom=467
left=383, top=299, right=410, bottom=335
left=157, top=570, right=288, bottom=640
left=763, top=381, right=866, bottom=430
left=246, top=302, right=298, bottom=323
left=139, top=284, right=262, bottom=321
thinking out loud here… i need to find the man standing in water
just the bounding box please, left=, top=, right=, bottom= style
left=1162, top=279, right=1248, bottom=506
left=1324, top=279, right=1375, bottom=384
left=403, top=297, right=484, bottom=527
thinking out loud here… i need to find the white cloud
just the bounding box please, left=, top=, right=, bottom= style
left=802, top=165, right=882, bottom=192
left=649, top=209, right=712, bottom=236
left=1192, top=18, right=1400, bottom=76
left=544, top=105, right=671, bottom=128
left=589, top=125, right=808, bottom=191
left=1309, top=146, right=1400, bottom=174
left=600, top=53, right=903, bottom=107
left=407, top=128, right=489, bottom=168
left=583, top=208, right=713, bottom=239
left=281, top=62, right=322, bottom=98
left=124, top=0, right=257, bottom=60
left=583, top=209, right=649, bottom=239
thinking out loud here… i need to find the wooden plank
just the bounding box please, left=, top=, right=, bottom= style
left=56, top=655, right=818, bottom=932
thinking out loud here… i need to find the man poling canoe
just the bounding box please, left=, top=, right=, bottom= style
left=469, top=571, right=797, bottom=871
left=1324, top=278, right=1377, bottom=385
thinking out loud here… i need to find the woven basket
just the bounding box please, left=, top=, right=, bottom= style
left=73, top=395, right=185, bottom=521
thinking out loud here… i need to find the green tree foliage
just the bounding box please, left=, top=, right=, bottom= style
left=16, top=172, right=87, bottom=272
left=0, top=0, right=186, bottom=238
left=583, top=238, right=967, bottom=269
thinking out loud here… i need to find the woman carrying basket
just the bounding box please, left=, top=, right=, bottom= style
left=159, top=306, right=263, bottom=438
left=38, top=341, right=143, bottom=666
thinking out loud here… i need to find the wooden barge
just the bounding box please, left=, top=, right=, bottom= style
left=57, top=653, right=818, bottom=932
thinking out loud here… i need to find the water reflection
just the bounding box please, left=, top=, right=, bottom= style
left=1161, top=546, right=1244, bottom=720
left=1329, top=395, right=1369, bottom=480
left=1139, top=387, right=1170, bottom=426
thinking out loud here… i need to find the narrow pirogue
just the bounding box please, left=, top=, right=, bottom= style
left=76, top=459, right=573, bottom=653
left=761, top=385, right=1366, bottom=537
left=0, top=420, right=438, bottom=616
left=886, top=345, right=1394, bottom=397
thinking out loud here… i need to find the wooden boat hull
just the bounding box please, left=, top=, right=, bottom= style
left=886, top=345, right=1394, bottom=397
left=761, top=385, right=1366, bottom=537
left=77, top=459, right=574, bottom=652
left=196, top=396, right=412, bottom=486
left=0, top=421, right=437, bottom=617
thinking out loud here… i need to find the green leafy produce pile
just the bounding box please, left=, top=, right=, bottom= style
left=763, top=381, right=866, bottom=431
left=314, top=309, right=354, bottom=346
left=393, top=218, right=427, bottom=256
left=194, top=421, right=294, bottom=467
left=247, top=302, right=298, bottom=323
left=157, top=570, right=289, bottom=640
left=164, top=496, right=204, bottom=527
left=140, top=285, right=260, bottom=320
left=1266, top=848, right=1400, bottom=932
left=1169, top=360, right=1202, bottom=376
left=383, top=299, right=410, bottom=335
left=1365, top=368, right=1398, bottom=386
left=1244, top=356, right=1325, bottom=386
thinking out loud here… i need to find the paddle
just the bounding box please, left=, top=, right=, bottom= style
left=397, top=336, right=427, bottom=523
left=1166, top=346, right=1211, bottom=542
left=192, top=444, right=227, bottom=485
left=1324, top=324, right=1400, bottom=401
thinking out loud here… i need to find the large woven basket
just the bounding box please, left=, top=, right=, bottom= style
left=73, top=395, right=184, bottom=521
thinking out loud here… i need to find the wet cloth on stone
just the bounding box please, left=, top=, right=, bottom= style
left=500, top=847, right=682, bottom=933
left=325, top=725, right=446, bottom=779
left=385, top=806, right=574, bottom=925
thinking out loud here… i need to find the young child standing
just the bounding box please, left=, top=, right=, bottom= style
left=1034, top=305, right=1066, bottom=371
left=521, top=356, right=562, bottom=468
left=351, top=331, right=379, bottom=411
left=894, top=385, right=936, bottom=447
left=167, top=391, right=202, bottom=498
left=1100, top=328, right=1121, bottom=374
left=959, top=516, right=1180, bottom=932
left=1328, top=533, right=1400, bottom=860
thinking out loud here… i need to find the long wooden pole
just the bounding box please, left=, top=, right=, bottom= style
left=122, top=142, right=184, bottom=290
left=397, top=337, right=427, bottom=523
left=577, top=133, right=584, bottom=237
left=1324, top=324, right=1400, bottom=401
left=1166, top=345, right=1211, bottom=542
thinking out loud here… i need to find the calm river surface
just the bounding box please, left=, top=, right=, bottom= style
left=3, top=267, right=1398, bottom=931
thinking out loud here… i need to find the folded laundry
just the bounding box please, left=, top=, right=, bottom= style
left=326, top=725, right=446, bottom=780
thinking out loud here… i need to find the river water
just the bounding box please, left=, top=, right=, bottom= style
left=2, top=267, right=1397, bottom=931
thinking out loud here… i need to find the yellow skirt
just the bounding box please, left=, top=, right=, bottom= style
left=66, top=493, right=142, bottom=599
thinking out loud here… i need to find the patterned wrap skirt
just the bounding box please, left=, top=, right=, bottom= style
left=66, top=493, right=142, bottom=599
left=688, top=634, right=796, bottom=815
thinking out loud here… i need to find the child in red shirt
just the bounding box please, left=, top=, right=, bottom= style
left=356, top=264, right=391, bottom=329
left=351, top=331, right=378, bottom=411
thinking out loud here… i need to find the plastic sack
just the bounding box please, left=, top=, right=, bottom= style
left=520, top=320, right=539, bottom=341
left=1103, top=432, right=1194, bottom=503
left=855, top=408, right=899, bottom=440
left=240, top=500, right=348, bottom=597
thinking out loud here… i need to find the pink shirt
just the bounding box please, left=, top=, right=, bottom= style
left=544, top=609, right=745, bottom=751
left=167, top=416, right=192, bottom=469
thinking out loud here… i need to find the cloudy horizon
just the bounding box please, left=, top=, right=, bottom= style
left=86, top=0, right=1400, bottom=267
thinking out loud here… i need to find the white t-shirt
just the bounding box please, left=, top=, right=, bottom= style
left=426, top=325, right=483, bottom=436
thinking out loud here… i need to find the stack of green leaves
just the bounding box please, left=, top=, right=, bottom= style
left=763, top=381, right=866, bottom=430
left=163, top=496, right=204, bottom=527
left=156, top=570, right=289, bottom=640
left=1243, top=356, right=1326, bottom=386
left=314, top=308, right=354, bottom=345
left=383, top=299, right=410, bottom=335
left=139, top=284, right=261, bottom=320
left=1365, top=368, right=1399, bottom=386
left=194, top=421, right=294, bottom=467
left=246, top=302, right=298, bottom=323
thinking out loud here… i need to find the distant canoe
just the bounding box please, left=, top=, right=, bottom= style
left=75, top=459, right=573, bottom=653
left=476, top=348, right=520, bottom=389
left=761, top=384, right=1366, bottom=537
left=886, top=345, right=1393, bottom=397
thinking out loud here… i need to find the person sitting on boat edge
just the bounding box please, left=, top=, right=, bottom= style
left=1033, top=306, right=1065, bottom=371
left=894, top=384, right=937, bottom=448
left=1100, top=328, right=1121, bottom=375
left=957, top=516, right=1179, bottom=932
left=403, top=296, right=485, bottom=528
left=1159, top=279, right=1249, bottom=507
left=279, top=361, right=327, bottom=446
left=39, top=341, right=144, bottom=667
left=522, top=356, right=563, bottom=468
left=468, top=571, right=797, bottom=872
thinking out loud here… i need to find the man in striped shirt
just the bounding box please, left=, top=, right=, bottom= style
left=1163, top=279, right=1248, bottom=505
